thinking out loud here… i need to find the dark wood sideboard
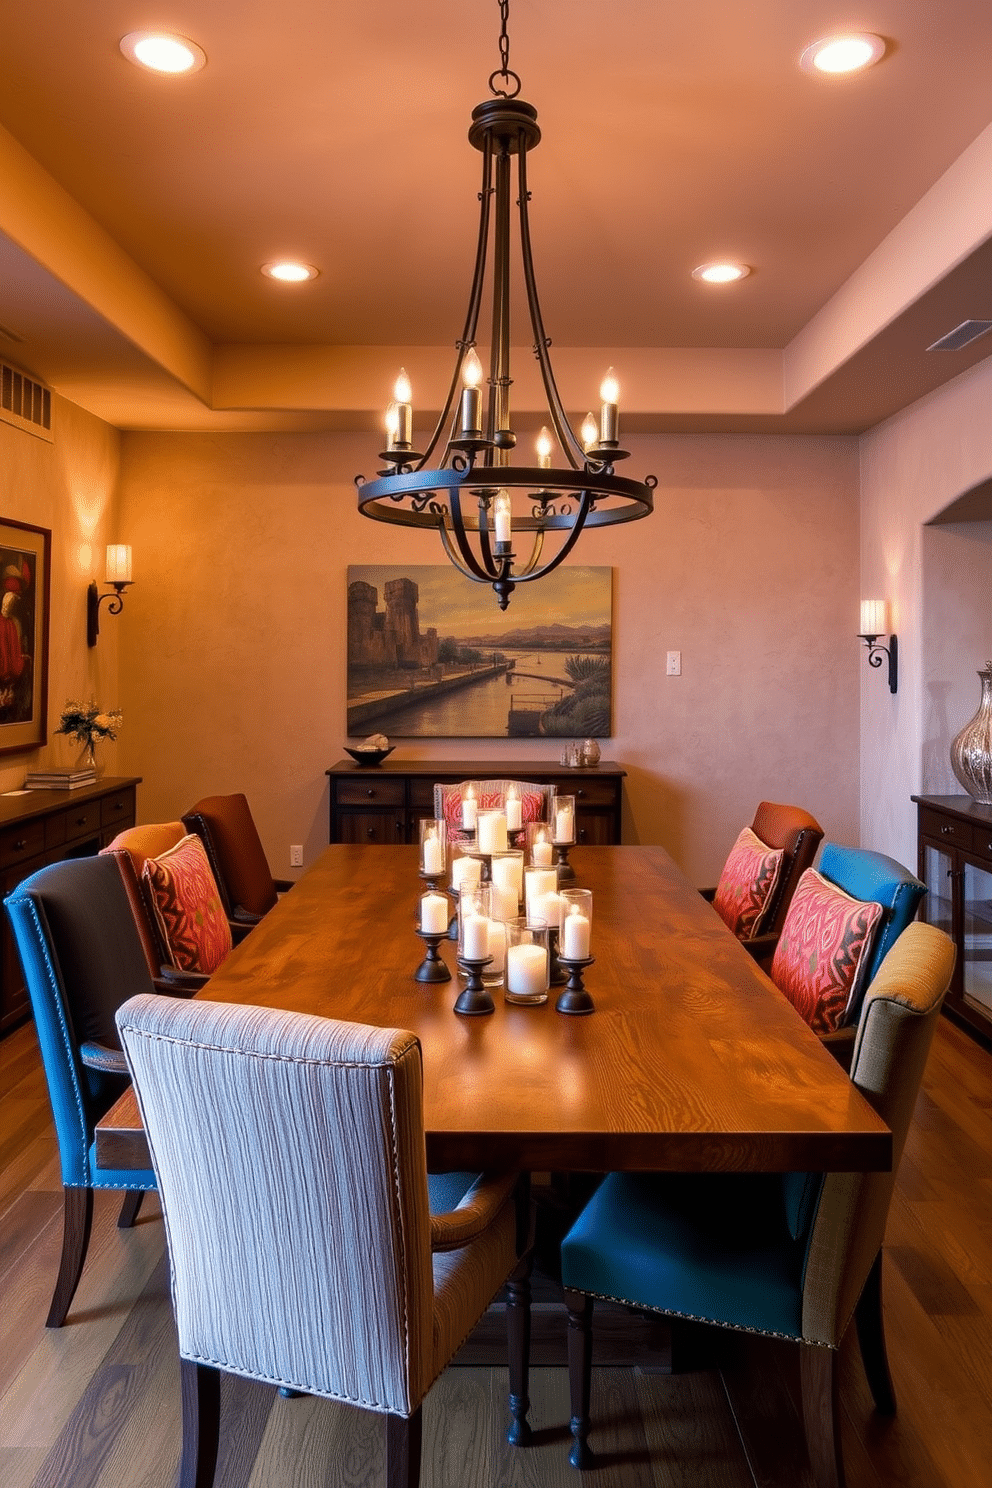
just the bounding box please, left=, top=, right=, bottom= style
left=0, top=776, right=141, bottom=1035
left=326, top=759, right=626, bottom=846
left=912, top=794, right=992, bottom=1046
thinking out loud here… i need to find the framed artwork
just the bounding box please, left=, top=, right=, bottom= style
left=0, top=517, right=51, bottom=755
left=347, top=565, right=613, bottom=739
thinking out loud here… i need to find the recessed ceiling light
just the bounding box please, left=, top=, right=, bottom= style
left=799, top=33, right=886, bottom=76
left=261, top=262, right=320, bottom=283
left=120, top=31, right=206, bottom=75
left=692, top=263, right=751, bottom=284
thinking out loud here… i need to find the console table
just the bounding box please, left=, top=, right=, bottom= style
left=912, top=794, right=992, bottom=1045
left=326, top=759, right=625, bottom=846
left=0, top=775, right=141, bottom=1034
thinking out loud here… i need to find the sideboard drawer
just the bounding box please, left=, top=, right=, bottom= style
left=335, top=778, right=406, bottom=807
left=919, top=808, right=974, bottom=851
left=563, top=777, right=621, bottom=808
left=0, top=820, right=46, bottom=868
left=101, top=786, right=137, bottom=827
left=63, top=804, right=102, bottom=844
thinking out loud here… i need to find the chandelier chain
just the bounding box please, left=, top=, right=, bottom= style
left=489, top=0, right=521, bottom=98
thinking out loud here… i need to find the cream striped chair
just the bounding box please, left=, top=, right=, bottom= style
left=117, top=995, right=532, bottom=1488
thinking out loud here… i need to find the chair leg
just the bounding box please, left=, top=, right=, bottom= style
left=386, top=1406, right=422, bottom=1488
left=564, top=1288, right=595, bottom=1469
left=800, top=1343, right=845, bottom=1488
left=117, top=1189, right=144, bottom=1228
left=506, top=1253, right=532, bottom=1445
left=46, top=1185, right=94, bottom=1328
left=854, top=1250, right=896, bottom=1415
left=179, top=1358, right=221, bottom=1488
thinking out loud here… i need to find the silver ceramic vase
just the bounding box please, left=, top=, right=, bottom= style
left=950, top=660, right=992, bottom=805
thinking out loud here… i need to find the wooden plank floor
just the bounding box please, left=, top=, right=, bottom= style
left=1, top=1015, right=989, bottom=1488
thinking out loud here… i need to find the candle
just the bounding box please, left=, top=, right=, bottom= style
left=422, top=829, right=443, bottom=876
left=506, top=942, right=549, bottom=998
left=462, top=913, right=489, bottom=961
left=581, top=412, right=598, bottom=452
left=452, top=854, right=482, bottom=889
left=554, top=804, right=575, bottom=844
left=536, top=426, right=553, bottom=470
left=490, top=882, right=518, bottom=922
left=459, top=348, right=483, bottom=437
left=562, top=904, right=591, bottom=959
left=462, top=786, right=478, bottom=831
left=478, top=810, right=508, bottom=855
left=599, top=367, right=619, bottom=444
left=494, top=490, right=512, bottom=547
left=532, top=830, right=553, bottom=867
left=525, top=867, right=558, bottom=919
left=486, top=920, right=507, bottom=975
left=505, top=786, right=522, bottom=832
left=420, top=892, right=449, bottom=935
left=491, top=851, right=523, bottom=901
left=393, top=367, right=412, bottom=446
left=538, top=890, right=564, bottom=931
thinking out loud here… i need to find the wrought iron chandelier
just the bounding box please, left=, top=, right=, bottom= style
left=355, top=0, right=655, bottom=610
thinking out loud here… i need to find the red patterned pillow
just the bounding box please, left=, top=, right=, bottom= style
left=771, top=869, right=884, bottom=1034
left=143, top=833, right=232, bottom=974
left=713, top=828, right=785, bottom=939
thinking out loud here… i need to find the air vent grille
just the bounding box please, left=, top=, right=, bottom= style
left=0, top=361, right=54, bottom=443
left=927, top=320, right=992, bottom=352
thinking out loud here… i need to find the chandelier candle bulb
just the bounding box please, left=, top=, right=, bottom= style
left=581, top=412, right=598, bottom=452
left=494, top=491, right=512, bottom=547
left=420, top=892, right=450, bottom=935
left=599, top=368, right=620, bottom=444
left=392, top=369, right=412, bottom=446
left=459, top=349, right=484, bottom=436
left=536, top=426, right=553, bottom=469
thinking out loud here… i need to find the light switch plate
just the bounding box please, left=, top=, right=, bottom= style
left=290, top=845, right=303, bottom=867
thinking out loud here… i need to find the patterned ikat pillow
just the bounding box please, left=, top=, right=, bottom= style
left=771, top=868, right=884, bottom=1034
left=143, top=833, right=232, bottom=974
left=712, top=827, right=785, bottom=940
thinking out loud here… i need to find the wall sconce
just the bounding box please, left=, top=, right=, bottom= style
left=858, top=599, right=898, bottom=693
left=87, top=545, right=134, bottom=646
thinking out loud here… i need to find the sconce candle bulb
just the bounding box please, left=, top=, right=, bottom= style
left=87, top=545, right=134, bottom=647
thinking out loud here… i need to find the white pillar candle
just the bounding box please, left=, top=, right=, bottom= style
left=538, top=891, right=564, bottom=931
left=462, top=913, right=489, bottom=961
left=452, top=855, right=482, bottom=890
left=490, top=883, right=518, bottom=922
left=486, top=920, right=507, bottom=975
left=462, top=787, right=478, bottom=831
left=420, top=892, right=449, bottom=935
left=525, top=868, right=558, bottom=919
left=477, top=811, right=508, bottom=854
left=491, top=853, right=523, bottom=901
left=422, top=830, right=443, bottom=876
left=532, top=831, right=553, bottom=867
left=562, top=904, right=591, bottom=959
left=506, top=943, right=549, bottom=998
left=554, top=805, right=575, bottom=844
left=505, top=788, right=522, bottom=832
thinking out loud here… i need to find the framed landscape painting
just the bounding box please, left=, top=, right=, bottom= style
left=347, top=565, right=613, bottom=739
left=0, top=517, right=50, bottom=755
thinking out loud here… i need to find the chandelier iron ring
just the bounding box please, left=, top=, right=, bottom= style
left=488, top=66, right=522, bottom=99
left=356, top=465, right=654, bottom=530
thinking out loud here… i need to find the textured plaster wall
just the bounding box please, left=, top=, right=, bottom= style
left=860, top=359, right=992, bottom=868
left=117, top=428, right=859, bottom=885
left=921, top=522, right=992, bottom=795
left=0, top=396, right=123, bottom=794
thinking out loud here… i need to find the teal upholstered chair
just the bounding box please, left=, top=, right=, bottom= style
left=560, top=921, right=955, bottom=1487
left=818, top=844, right=927, bottom=1001
left=4, top=855, right=160, bottom=1326
left=116, top=994, right=532, bottom=1488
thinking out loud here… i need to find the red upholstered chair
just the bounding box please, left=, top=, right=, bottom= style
left=702, top=801, right=824, bottom=960
left=182, top=793, right=292, bottom=926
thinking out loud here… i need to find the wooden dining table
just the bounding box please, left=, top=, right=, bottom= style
left=95, top=844, right=891, bottom=1176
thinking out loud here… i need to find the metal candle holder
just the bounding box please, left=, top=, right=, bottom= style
left=454, top=955, right=496, bottom=1016
left=418, top=868, right=445, bottom=895
left=414, top=929, right=452, bottom=984
left=555, top=955, right=595, bottom=1015
left=553, top=841, right=576, bottom=884
left=548, top=927, right=569, bottom=986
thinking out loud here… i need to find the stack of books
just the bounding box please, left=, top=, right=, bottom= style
left=24, top=768, right=97, bottom=791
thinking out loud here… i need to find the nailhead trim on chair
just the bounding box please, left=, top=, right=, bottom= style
left=572, top=1284, right=836, bottom=1348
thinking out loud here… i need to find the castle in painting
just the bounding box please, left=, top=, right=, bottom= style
left=347, top=577, right=439, bottom=671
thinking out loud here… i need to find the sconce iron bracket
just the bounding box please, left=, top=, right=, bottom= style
left=859, top=632, right=898, bottom=694
left=87, top=581, right=131, bottom=648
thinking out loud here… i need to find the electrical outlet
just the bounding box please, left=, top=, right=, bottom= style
left=290, top=844, right=303, bottom=867
left=666, top=651, right=681, bottom=676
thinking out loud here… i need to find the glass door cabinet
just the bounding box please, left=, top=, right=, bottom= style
left=913, top=795, right=992, bottom=1044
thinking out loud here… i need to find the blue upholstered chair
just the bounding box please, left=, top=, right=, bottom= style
left=4, top=855, right=160, bottom=1326
left=818, top=844, right=927, bottom=1002
left=116, top=994, right=533, bottom=1488
left=560, top=921, right=955, bottom=1487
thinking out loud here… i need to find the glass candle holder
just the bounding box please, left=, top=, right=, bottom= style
left=526, top=822, right=555, bottom=867
left=451, top=844, right=484, bottom=892
left=420, top=889, right=450, bottom=936
left=552, top=795, right=576, bottom=845
left=419, top=818, right=446, bottom=878
left=490, top=848, right=524, bottom=905
left=559, top=889, right=593, bottom=960
left=477, top=808, right=509, bottom=855
left=504, top=917, right=550, bottom=1005
left=457, top=885, right=491, bottom=962
left=524, top=864, right=558, bottom=923
left=460, top=781, right=480, bottom=835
